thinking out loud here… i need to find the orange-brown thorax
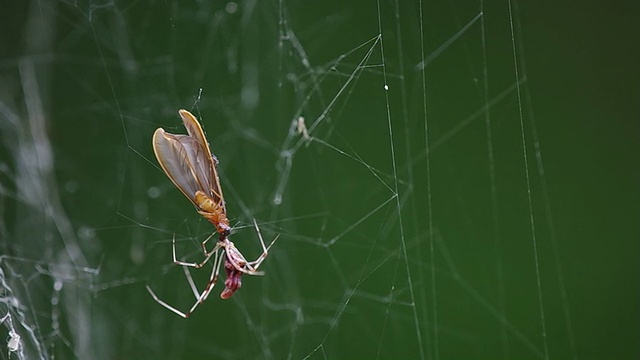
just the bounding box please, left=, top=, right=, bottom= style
left=195, top=190, right=231, bottom=235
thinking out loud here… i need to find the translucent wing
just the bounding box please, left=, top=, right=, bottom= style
left=179, top=109, right=212, bottom=160
left=152, top=110, right=225, bottom=213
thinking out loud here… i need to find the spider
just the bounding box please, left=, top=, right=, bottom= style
left=146, top=109, right=277, bottom=317
left=146, top=219, right=276, bottom=318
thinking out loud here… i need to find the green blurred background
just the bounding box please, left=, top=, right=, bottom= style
left=1, top=1, right=638, bottom=359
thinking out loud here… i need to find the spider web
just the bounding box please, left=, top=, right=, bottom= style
left=1, top=0, right=639, bottom=359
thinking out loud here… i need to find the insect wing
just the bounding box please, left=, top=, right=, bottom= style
left=177, top=109, right=226, bottom=207
left=179, top=109, right=212, bottom=160
left=152, top=110, right=225, bottom=212
left=152, top=128, right=205, bottom=207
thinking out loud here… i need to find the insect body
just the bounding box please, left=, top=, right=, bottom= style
left=146, top=109, right=276, bottom=317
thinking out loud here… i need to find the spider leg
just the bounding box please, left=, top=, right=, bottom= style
left=173, top=235, right=222, bottom=268
left=146, top=285, right=189, bottom=318
left=245, top=219, right=279, bottom=270
left=183, top=266, right=200, bottom=299
left=146, top=247, right=224, bottom=318
left=201, top=248, right=224, bottom=302
left=183, top=248, right=221, bottom=299
left=225, top=220, right=279, bottom=275
left=184, top=248, right=224, bottom=316
left=246, top=234, right=279, bottom=269
left=199, top=231, right=217, bottom=255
